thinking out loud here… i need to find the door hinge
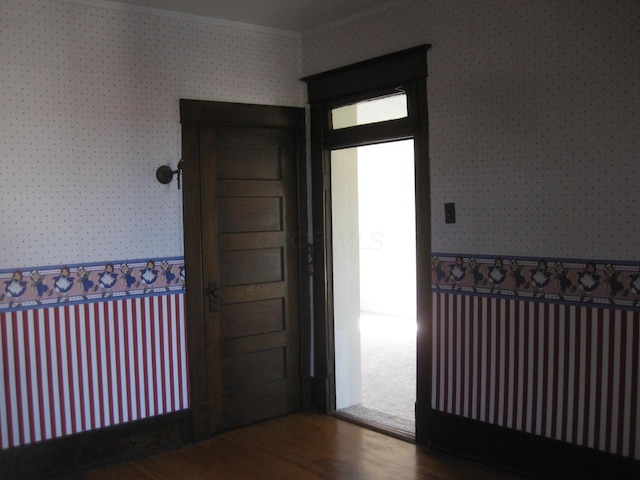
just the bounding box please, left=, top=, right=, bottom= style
left=307, top=243, right=314, bottom=276
left=323, top=173, right=330, bottom=191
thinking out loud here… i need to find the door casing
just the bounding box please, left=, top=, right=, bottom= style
left=303, top=45, right=432, bottom=443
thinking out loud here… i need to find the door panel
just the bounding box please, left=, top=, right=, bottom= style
left=222, top=331, right=287, bottom=358
left=223, top=282, right=286, bottom=304
left=222, top=380, right=295, bottom=428
left=201, top=125, right=300, bottom=431
left=220, top=299, right=285, bottom=338
left=218, top=181, right=284, bottom=197
left=218, top=232, right=285, bottom=250
left=219, top=249, right=284, bottom=286
left=217, top=197, right=283, bottom=232
left=222, top=348, right=286, bottom=390
left=217, top=144, right=282, bottom=180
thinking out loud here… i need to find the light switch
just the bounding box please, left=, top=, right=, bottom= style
left=444, top=202, right=456, bottom=223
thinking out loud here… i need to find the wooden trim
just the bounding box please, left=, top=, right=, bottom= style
left=180, top=99, right=304, bottom=128
left=430, top=410, right=640, bottom=480
left=295, top=113, right=313, bottom=411
left=333, top=411, right=415, bottom=444
left=323, top=118, right=415, bottom=150
left=0, top=410, right=192, bottom=480
left=304, top=48, right=432, bottom=441
left=302, top=45, right=431, bottom=103
left=198, top=124, right=224, bottom=434
left=322, top=145, right=337, bottom=414
left=308, top=99, right=331, bottom=413
left=181, top=123, right=211, bottom=440
left=414, top=78, right=433, bottom=444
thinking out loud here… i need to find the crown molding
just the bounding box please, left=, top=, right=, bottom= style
left=56, top=0, right=302, bottom=39
left=302, top=0, right=415, bottom=37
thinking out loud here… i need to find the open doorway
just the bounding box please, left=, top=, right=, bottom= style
left=303, top=45, right=432, bottom=443
left=331, top=140, right=416, bottom=435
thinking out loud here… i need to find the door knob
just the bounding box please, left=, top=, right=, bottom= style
left=209, top=282, right=221, bottom=313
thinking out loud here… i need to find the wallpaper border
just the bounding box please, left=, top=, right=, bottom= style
left=432, top=253, right=640, bottom=311
left=0, top=257, right=185, bottom=313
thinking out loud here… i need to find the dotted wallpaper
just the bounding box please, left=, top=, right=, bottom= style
left=0, top=0, right=304, bottom=270
left=303, top=0, right=639, bottom=261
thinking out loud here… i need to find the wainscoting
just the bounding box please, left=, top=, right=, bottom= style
left=432, top=291, right=640, bottom=461
left=0, top=292, right=189, bottom=449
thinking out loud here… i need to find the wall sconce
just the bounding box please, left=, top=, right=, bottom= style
left=156, top=160, right=184, bottom=189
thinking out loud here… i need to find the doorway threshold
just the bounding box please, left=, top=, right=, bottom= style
left=334, top=405, right=415, bottom=443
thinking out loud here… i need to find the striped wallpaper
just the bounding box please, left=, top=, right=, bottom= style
left=5, top=270, right=640, bottom=462
left=0, top=293, right=189, bottom=449
left=432, top=292, right=640, bottom=460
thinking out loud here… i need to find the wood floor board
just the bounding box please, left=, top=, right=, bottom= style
left=62, top=463, right=149, bottom=480
left=60, top=412, right=530, bottom=480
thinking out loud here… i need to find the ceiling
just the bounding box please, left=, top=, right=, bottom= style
left=105, top=0, right=411, bottom=33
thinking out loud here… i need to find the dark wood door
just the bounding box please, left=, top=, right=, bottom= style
left=181, top=100, right=306, bottom=437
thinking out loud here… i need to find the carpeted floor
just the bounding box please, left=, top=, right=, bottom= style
left=338, top=313, right=416, bottom=435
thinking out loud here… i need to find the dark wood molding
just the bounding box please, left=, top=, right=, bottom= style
left=0, top=410, right=192, bottom=480
left=415, top=401, right=432, bottom=445
left=181, top=122, right=210, bottom=440
left=302, top=45, right=431, bottom=103
left=180, top=99, right=304, bottom=128
left=294, top=111, right=313, bottom=412
left=322, top=117, right=416, bottom=151
left=414, top=77, right=433, bottom=446
left=307, top=99, right=330, bottom=414
left=303, top=47, right=432, bottom=437
left=430, top=410, right=640, bottom=480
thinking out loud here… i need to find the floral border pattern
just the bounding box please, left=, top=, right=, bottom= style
left=432, top=253, right=640, bottom=310
left=0, top=257, right=185, bottom=312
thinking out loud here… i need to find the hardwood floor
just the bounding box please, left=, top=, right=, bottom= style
left=60, top=412, right=530, bottom=480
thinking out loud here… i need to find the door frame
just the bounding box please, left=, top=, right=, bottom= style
left=180, top=100, right=309, bottom=440
left=302, top=45, right=433, bottom=443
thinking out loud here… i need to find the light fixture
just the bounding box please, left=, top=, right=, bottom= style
left=156, top=160, right=184, bottom=189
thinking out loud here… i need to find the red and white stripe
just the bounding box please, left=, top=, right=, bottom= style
left=432, top=292, right=640, bottom=460
left=0, top=293, right=189, bottom=449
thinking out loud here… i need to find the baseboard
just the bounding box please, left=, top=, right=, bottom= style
left=429, top=410, right=640, bottom=480
left=311, top=375, right=330, bottom=412
left=0, top=409, right=192, bottom=480
left=301, top=375, right=314, bottom=411
left=415, top=400, right=431, bottom=444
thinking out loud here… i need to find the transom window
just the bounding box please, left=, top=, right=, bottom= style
left=330, top=92, right=407, bottom=130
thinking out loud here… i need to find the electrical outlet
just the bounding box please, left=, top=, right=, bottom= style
left=444, top=203, right=456, bottom=223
